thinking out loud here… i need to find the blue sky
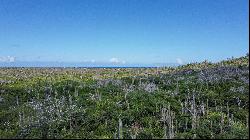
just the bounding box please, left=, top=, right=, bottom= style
left=0, top=0, right=249, bottom=67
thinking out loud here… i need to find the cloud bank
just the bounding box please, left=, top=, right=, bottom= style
left=176, top=58, right=184, bottom=65
left=109, top=57, right=126, bottom=64
left=0, top=56, right=15, bottom=62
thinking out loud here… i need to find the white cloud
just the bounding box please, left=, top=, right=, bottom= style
left=121, top=60, right=126, bottom=64
left=82, top=59, right=96, bottom=63
left=109, top=57, right=126, bottom=64
left=0, top=56, right=15, bottom=62
left=110, top=57, right=120, bottom=63
left=176, top=58, right=183, bottom=65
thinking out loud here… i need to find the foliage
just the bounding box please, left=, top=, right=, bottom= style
left=0, top=55, right=249, bottom=139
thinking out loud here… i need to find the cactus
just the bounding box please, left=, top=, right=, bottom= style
left=118, top=118, right=123, bottom=139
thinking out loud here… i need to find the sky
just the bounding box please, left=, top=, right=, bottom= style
left=0, top=0, right=249, bottom=67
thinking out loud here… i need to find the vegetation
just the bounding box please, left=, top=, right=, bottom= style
left=0, top=54, right=249, bottom=139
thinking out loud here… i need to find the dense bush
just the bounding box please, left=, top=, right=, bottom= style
left=0, top=55, right=249, bottom=139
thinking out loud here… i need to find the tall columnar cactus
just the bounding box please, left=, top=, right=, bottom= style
left=118, top=118, right=123, bottom=139
left=161, top=104, right=175, bottom=139
left=201, top=101, right=205, bottom=116
left=190, top=93, right=197, bottom=130
left=227, top=102, right=230, bottom=126
left=16, top=96, right=23, bottom=128
left=246, top=114, right=249, bottom=129
left=220, top=113, right=224, bottom=134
